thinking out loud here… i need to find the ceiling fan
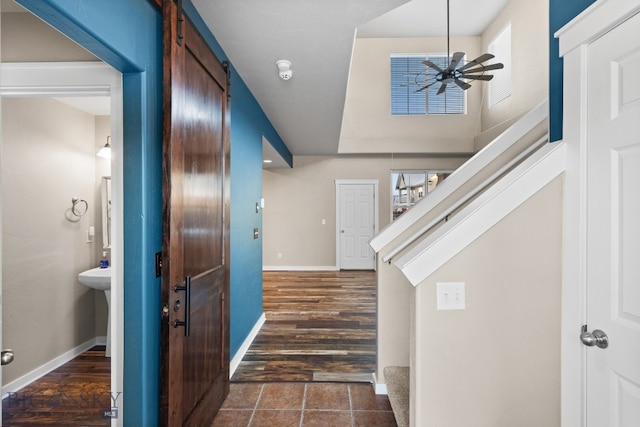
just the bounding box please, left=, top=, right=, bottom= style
left=416, top=0, right=503, bottom=95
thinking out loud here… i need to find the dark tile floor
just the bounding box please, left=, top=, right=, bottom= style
left=212, top=382, right=397, bottom=427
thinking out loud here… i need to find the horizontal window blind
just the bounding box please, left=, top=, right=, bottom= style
left=390, top=56, right=426, bottom=115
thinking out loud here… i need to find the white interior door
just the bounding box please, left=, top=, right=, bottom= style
left=585, top=11, right=640, bottom=426
left=338, top=183, right=376, bottom=270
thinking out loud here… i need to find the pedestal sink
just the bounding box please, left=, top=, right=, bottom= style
left=78, top=267, right=111, bottom=357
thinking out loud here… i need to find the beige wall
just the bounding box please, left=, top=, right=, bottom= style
left=2, top=97, right=106, bottom=385
left=411, top=176, right=562, bottom=426
left=376, top=259, right=412, bottom=382
left=1, top=10, right=97, bottom=62
left=479, top=0, right=548, bottom=133
left=340, top=0, right=548, bottom=155
left=263, top=155, right=467, bottom=268
left=340, top=37, right=482, bottom=154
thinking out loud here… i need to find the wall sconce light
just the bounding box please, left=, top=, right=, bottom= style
left=97, top=136, right=111, bottom=159
left=276, top=60, right=292, bottom=80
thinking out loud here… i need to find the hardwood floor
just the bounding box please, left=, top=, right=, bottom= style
left=231, top=270, right=377, bottom=382
left=2, top=346, right=111, bottom=427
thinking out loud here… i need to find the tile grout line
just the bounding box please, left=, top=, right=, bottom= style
left=348, top=384, right=355, bottom=427
left=246, top=383, right=265, bottom=427
left=299, top=383, right=308, bottom=427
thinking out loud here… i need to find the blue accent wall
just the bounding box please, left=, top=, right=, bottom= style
left=16, top=1, right=163, bottom=425
left=17, top=0, right=291, bottom=425
left=549, top=0, right=596, bottom=141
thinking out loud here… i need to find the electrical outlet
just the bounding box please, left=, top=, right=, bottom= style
left=277, top=252, right=282, bottom=259
left=436, top=282, right=466, bottom=310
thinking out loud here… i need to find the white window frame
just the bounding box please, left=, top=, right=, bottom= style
left=488, top=24, right=512, bottom=107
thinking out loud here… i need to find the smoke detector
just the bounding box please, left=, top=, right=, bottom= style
left=276, top=60, right=292, bottom=80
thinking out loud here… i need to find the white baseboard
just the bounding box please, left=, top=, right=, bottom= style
left=263, top=266, right=339, bottom=271
left=373, top=372, right=388, bottom=395
left=229, top=313, right=266, bottom=378
left=2, top=337, right=104, bottom=399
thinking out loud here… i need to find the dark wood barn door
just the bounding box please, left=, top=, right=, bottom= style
left=160, top=1, right=230, bottom=425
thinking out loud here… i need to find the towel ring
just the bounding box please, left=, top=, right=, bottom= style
left=71, top=197, right=88, bottom=217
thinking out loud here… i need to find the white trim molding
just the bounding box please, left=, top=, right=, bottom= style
left=370, top=101, right=549, bottom=254
left=1, top=338, right=103, bottom=399
left=1, top=62, right=119, bottom=96
left=555, top=0, right=640, bottom=57
left=263, top=266, right=339, bottom=271
left=229, top=313, right=266, bottom=378
left=396, top=141, right=566, bottom=286
left=373, top=372, right=388, bottom=395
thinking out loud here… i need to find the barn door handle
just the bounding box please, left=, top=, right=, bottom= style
left=174, top=276, right=191, bottom=337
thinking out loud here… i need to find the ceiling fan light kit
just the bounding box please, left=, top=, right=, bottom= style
left=417, top=0, right=503, bottom=95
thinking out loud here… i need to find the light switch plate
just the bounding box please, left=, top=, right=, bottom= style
left=436, top=282, right=466, bottom=310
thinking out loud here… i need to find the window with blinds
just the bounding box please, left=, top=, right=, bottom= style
left=488, top=24, right=512, bottom=107
left=390, top=55, right=465, bottom=116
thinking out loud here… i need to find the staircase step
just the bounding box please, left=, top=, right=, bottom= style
left=384, top=366, right=409, bottom=427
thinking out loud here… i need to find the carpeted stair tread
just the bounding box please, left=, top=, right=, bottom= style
left=384, top=366, right=409, bottom=427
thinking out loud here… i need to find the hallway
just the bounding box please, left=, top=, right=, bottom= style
left=231, top=271, right=377, bottom=382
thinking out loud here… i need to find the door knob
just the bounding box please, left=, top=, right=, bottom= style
left=1, top=350, right=14, bottom=365
left=580, top=325, right=608, bottom=349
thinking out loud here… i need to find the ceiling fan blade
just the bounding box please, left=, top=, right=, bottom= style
left=462, top=63, right=504, bottom=74
left=457, top=53, right=495, bottom=71
left=422, top=60, right=444, bottom=73
left=416, top=80, right=440, bottom=92
left=454, top=79, right=472, bottom=90
left=461, top=74, right=494, bottom=81
left=447, top=52, right=465, bottom=71
left=437, top=82, right=448, bottom=95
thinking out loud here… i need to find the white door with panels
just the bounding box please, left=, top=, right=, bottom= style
left=337, top=182, right=376, bottom=270
left=583, top=10, right=640, bottom=426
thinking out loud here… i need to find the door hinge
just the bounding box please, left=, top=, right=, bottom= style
left=222, top=60, right=232, bottom=101
left=155, top=252, right=162, bottom=278
left=175, top=0, right=184, bottom=46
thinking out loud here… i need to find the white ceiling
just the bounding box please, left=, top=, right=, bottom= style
left=357, top=0, right=510, bottom=38
left=193, top=0, right=511, bottom=158
left=54, top=96, right=111, bottom=116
